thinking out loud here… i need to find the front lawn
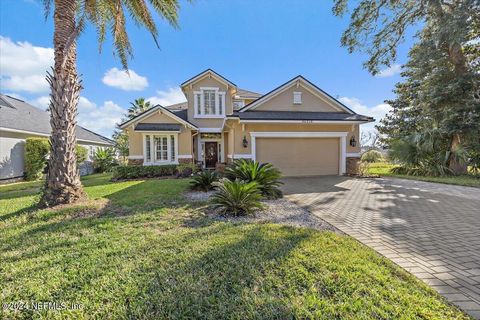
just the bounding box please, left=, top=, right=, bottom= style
left=367, top=162, right=480, bottom=188
left=0, top=174, right=468, bottom=319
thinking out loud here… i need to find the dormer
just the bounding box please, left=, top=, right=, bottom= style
left=181, top=69, right=237, bottom=126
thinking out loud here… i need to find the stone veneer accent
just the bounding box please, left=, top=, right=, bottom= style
left=346, top=157, right=360, bottom=175
left=127, top=158, right=143, bottom=166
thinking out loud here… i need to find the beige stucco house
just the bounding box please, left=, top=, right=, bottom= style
left=119, top=69, right=374, bottom=177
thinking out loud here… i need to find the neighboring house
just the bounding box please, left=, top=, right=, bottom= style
left=0, top=94, right=114, bottom=180
left=119, top=69, right=374, bottom=177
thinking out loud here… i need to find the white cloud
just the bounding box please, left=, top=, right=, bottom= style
left=0, top=36, right=53, bottom=93
left=24, top=95, right=124, bottom=137
left=102, top=67, right=148, bottom=91
left=375, top=63, right=401, bottom=78
left=28, top=95, right=50, bottom=110
left=77, top=97, right=125, bottom=137
left=146, top=87, right=186, bottom=106
left=339, top=96, right=392, bottom=136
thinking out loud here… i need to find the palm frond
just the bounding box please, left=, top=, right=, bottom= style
left=43, top=0, right=182, bottom=69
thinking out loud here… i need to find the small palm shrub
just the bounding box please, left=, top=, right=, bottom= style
left=190, top=170, right=219, bottom=191
left=93, top=148, right=118, bottom=173
left=224, top=159, right=283, bottom=199
left=389, top=131, right=468, bottom=176
left=210, top=179, right=264, bottom=216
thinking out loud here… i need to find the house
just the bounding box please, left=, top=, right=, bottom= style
left=119, top=69, right=374, bottom=177
left=0, top=94, right=114, bottom=181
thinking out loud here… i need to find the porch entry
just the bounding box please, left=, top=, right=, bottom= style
left=204, top=142, right=218, bottom=168
left=198, top=132, right=224, bottom=168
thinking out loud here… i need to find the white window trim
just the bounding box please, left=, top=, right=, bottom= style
left=249, top=132, right=348, bottom=175
left=193, top=87, right=226, bottom=118
left=142, top=133, right=179, bottom=165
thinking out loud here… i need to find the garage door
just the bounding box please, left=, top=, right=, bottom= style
left=256, top=137, right=339, bottom=176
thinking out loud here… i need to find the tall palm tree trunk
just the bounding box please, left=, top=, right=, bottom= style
left=41, top=0, right=85, bottom=206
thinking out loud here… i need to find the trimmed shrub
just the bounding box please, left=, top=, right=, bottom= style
left=93, top=147, right=118, bottom=173
left=24, top=138, right=94, bottom=180
left=76, top=145, right=88, bottom=163
left=112, top=165, right=177, bottom=180
left=361, top=150, right=383, bottom=163
left=177, top=163, right=199, bottom=178
left=210, top=179, right=264, bottom=216
left=190, top=170, right=219, bottom=191
left=24, top=138, right=50, bottom=181
left=224, top=159, right=283, bottom=199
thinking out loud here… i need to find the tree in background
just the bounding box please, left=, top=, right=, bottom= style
left=334, top=0, right=480, bottom=174
left=41, top=0, right=181, bottom=206
left=127, top=98, right=152, bottom=119
left=112, top=129, right=129, bottom=163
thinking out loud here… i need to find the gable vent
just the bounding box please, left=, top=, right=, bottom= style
left=293, top=91, right=302, bottom=105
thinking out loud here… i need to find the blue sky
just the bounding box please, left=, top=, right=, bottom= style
left=0, top=0, right=416, bottom=137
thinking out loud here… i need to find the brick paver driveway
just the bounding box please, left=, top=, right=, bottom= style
left=282, top=176, right=480, bottom=318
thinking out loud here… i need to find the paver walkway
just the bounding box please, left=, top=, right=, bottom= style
left=282, top=176, right=480, bottom=319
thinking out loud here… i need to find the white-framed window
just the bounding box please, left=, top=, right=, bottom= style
left=145, top=136, right=151, bottom=162
left=293, top=91, right=302, bottom=104
left=233, top=100, right=245, bottom=110
left=89, top=146, right=95, bottom=159
left=144, top=134, right=177, bottom=164
left=170, top=135, right=175, bottom=162
left=193, top=87, right=226, bottom=118
left=155, top=136, right=168, bottom=161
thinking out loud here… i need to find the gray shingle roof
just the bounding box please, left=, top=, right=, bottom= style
left=235, top=88, right=262, bottom=99
left=134, top=123, right=182, bottom=131
left=165, top=101, right=188, bottom=110
left=0, top=94, right=113, bottom=145
left=230, top=111, right=374, bottom=122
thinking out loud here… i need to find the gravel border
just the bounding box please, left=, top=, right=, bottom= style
left=183, top=190, right=339, bottom=233
left=183, top=190, right=215, bottom=202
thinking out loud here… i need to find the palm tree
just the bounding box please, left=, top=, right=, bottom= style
left=127, top=98, right=152, bottom=119
left=41, top=0, right=180, bottom=206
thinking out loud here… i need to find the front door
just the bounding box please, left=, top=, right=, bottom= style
left=205, top=142, right=218, bottom=168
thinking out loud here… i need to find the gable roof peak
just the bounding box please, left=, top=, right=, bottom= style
left=238, top=75, right=355, bottom=114
left=181, top=69, right=237, bottom=88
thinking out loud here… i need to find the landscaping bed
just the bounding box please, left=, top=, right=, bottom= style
left=0, top=173, right=469, bottom=319
left=185, top=190, right=339, bottom=233
left=367, top=162, right=480, bottom=188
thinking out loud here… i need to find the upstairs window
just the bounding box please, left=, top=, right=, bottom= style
left=193, top=87, right=226, bottom=118
left=293, top=91, right=302, bottom=105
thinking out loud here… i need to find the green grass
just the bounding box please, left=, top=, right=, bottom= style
left=0, top=174, right=469, bottom=319
left=367, top=162, right=480, bottom=188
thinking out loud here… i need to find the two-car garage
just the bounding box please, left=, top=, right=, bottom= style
left=251, top=132, right=347, bottom=177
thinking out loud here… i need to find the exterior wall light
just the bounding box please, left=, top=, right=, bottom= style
left=350, top=136, right=357, bottom=147
left=242, top=136, right=248, bottom=148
